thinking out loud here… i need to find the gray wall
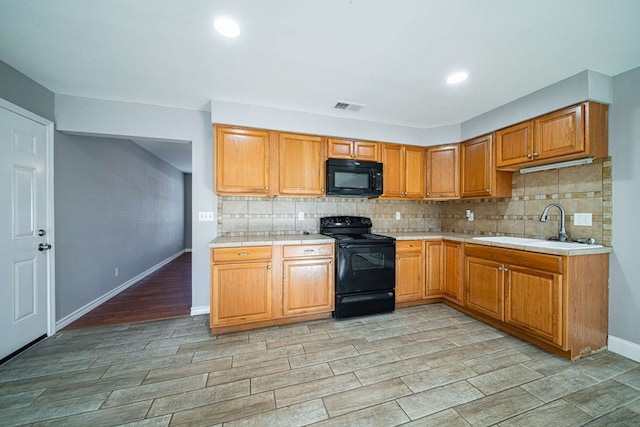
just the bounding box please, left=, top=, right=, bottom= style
left=609, top=66, right=640, bottom=346
left=184, top=173, right=192, bottom=249
left=54, top=133, right=185, bottom=320
left=0, top=60, right=54, bottom=121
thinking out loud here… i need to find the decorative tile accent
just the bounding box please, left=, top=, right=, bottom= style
left=218, top=158, right=612, bottom=246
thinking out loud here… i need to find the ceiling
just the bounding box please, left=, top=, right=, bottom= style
left=1, top=0, right=640, bottom=170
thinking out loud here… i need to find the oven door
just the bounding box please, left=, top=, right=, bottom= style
left=336, top=242, right=395, bottom=294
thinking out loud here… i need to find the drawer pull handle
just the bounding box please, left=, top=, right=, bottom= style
left=238, top=252, right=249, bottom=256
left=304, top=249, right=315, bottom=253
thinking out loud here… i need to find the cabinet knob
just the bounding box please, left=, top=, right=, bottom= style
left=267, top=265, right=272, bottom=270
left=265, top=186, right=269, bottom=190
left=533, top=152, right=539, bottom=157
left=527, top=153, right=532, bottom=158
left=396, top=256, right=400, bottom=260
left=485, top=189, right=490, bottom=193
left=426, top=192, right=430, bottom=196
left=504, top=268, right=509, bottom=272
left=498, top=266, right=504, bottom=271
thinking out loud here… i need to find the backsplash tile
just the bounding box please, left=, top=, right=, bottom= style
left=217, top=157, right=612, bottom=246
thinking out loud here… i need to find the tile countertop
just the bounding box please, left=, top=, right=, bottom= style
left=209, top=232, right=612, bottom=256
left=384, top=232, right=613, bottom=256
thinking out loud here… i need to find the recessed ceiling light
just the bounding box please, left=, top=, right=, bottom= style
left=214, top=16, right=241, bottom=38
left=446, top=72, right=468, bottom=84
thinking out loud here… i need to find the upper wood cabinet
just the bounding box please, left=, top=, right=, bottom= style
left=382, top=144, right=426, bottom=199
left=460, top=134, right=512, bottom=198
left=215, top=125, right=271, bottom=195
left=215, top=125, right=326, bottom=197
left=426, top=144, right=460, bottom=199
left=327, top=138, right=380, bottom=161
left=278, top=133, right=326, bottom=196
left=496, top=102, right=608, bottom=171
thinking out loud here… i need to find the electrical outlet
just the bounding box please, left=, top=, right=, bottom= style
left=395, top=212, right=401, bottom=220
left=574, top=213, right=592, bottom=226
left=298, top=212, right=304, bottom=220
left=198, top=211, right=214, bottom=221
left=114, top=267, right=119, bottom=277
left=465, top=209, right=474, bottom=222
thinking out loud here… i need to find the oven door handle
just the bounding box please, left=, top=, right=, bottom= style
left=339, top=242, right=394, bottom=249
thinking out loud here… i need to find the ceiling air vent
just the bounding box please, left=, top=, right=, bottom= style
left=334, top=101, right=365, bottom=112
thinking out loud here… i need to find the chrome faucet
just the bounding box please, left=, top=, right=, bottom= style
left=540, top=203, right=568, bottom=242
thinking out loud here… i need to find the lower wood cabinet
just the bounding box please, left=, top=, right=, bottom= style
left=211, top=246, right=273, bottom=327
left=443, top=241, right=464, bottom=305
left=465, top=256, right=504, bottom=320
left=282, top=245, right=334, bottom=316
left=463, top=243, right=608, bottom=359
left=395, top=240, right=424, bottom=302
left=210, top=243, right=334, bottom=332
left=425, top=241, right=443, bottom=296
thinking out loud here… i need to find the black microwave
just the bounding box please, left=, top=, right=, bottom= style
left=326, top=158, right=383, bottom=197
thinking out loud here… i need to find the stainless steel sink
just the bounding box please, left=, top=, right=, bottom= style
left=472, top=236, right=603, bottom=250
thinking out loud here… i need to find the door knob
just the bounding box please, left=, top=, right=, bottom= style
left=38, top=229, right=46, bottom=236
left=38, top=243, right=52, bottom=251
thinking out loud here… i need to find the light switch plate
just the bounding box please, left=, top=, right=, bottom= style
left=395, top=212, right=401, bottom=220
left=298, top=212, right=304, bottom=220
left=574, top=212, right=592, bottom=226
left=198, top=211, right=214, bottom=222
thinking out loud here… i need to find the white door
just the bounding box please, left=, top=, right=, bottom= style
left=0, top=100, right=54, bottom=361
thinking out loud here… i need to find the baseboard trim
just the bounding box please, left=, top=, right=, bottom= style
left=608, top=335, right=640, bottom=362
left=184, top=248, right=192, bottom=253
left=56, top=250, right=185, bottom=330
left=191, top=306, right=210, bottom=316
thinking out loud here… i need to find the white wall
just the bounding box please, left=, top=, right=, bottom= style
left=211, top=100, right=460, bottom=146
left=460, top=70, right=613, bottom=140
left=608, top=66, right=640, bottom=361
left=55, top=95, right=214, bottom=312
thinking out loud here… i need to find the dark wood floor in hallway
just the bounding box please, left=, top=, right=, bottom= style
left=64, top=252, right=192, bottom=330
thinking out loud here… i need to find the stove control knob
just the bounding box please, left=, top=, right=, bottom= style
left=344, top=217, right=351, bottom=225
left=362, top=218, right=371, bottom=226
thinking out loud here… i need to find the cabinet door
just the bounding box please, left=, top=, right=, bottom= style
left=443, top=241, right=463, bottom=304
left=425, top=241, right=443, bottom=296
left=211, top=262, right=272, bottom=326
left=534, top=105, right=584, bottom=160
left=215, top=126, right=270, bottom=195
left=396, top=250, right=424, bottom=302
left=496, top=121, right=533, bottom=168
left=404, top=146, right=426, bottom=199
left=505, top=265, right=563, bottom=346
left=353, top=141, right=380, bottom=161
left=465, top=257, right=503, bottom=320
left=279, top=133, right=325, bottom=195
left=382, top=144, right=405, bottom=197
left=426, top=144, right=459, bottom=199
left=327, top=138, right=354, bottom=159
left=461, top=135, right=492, bottom=198
left=282, top=258, right=334, bottom=316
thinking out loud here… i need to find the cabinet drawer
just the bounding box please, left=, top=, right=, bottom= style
left=212, top=246, right=272, bottom=263
left=396, top=240, right=423, bottom=253
left=283, top=244, right=333, bottom=258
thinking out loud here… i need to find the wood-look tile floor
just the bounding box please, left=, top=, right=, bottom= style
left=1, top=304, right=640, bottom=426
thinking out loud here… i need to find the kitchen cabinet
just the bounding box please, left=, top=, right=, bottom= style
left=210, top=243, right=335, bottom=333
left=460, top=134, right=512, bottom=198
left=210, top=246, right=273, bottom=327
left=327, top=138, right=380, bottom=161
left=278, top=132, right=326, bottom=196
left=382, top=144, right=426, bottom=199
left=465, top=256, right=504, bottom=320
left=282, top=244, right=334, bottom=316
left=463, top=244, right=609, bottom=359
left=425, top=241, right=443, bottom=296
left=426, top=144, right=460, bottom=199
left=495, top=101, right=609, bottom=171
left=395, top=240, right=424, bottom=302
left=215, top=125, right=272, bottom=195
left=443, top=241, right=463, bottom=305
